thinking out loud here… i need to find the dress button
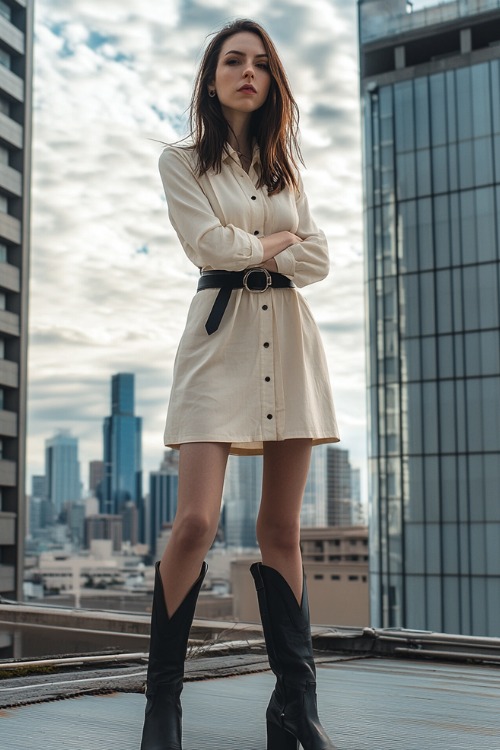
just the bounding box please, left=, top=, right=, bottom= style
left=254, top=230, right=259, bottom=235
left=265, top=376, right=271, bottom=382
left=263, top=342, right=270, bottom=348
left=262, top=305, right=268, bottom=310
left=251, top=195, right=257, bottom=200
left=267, top=414, right=273, bottom=420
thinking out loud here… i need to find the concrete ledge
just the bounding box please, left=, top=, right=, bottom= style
left=0, top=602, right=263, bottom=639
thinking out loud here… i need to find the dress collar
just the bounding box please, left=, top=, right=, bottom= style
left=223, top=141, right=261, bottom=169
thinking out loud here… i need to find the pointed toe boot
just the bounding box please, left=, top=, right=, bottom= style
left=250, top=562, right=337, bottom=750
left=140, top=561, right=207, bottom=750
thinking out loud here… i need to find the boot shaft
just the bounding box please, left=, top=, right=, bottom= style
left=147, top=561, right=207, bottom=688
left=250, top=562, right=316, bottom=688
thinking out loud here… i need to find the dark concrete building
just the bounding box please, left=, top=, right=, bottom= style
left=359, top=0, right=500, bottom=635
left=0, top=0, right=34, bottom=600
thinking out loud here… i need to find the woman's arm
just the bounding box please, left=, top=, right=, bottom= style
left=260, top=232, right=303, bottom=261
left=272, top=174, right=330, bottom=287
left=159, top=146, right=265, bottom=271
left=159, top=147, right=301, bottom=272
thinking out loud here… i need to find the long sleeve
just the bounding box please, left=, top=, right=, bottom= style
left=273, top=173, right=330, bottom=288
left=159, top=146, right=264, bottom=271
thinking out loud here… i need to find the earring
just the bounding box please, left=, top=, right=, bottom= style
left=209, top=89, right=216, bottom=98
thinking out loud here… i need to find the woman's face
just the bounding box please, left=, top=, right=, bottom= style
left=212, top=32, right=272, bottom=119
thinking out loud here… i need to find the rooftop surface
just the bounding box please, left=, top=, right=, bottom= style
left=1, top=657, right=500, bottom=749
left=1, top=609, right=500, bottom=749
left=1, top=625, right=500, bottom=750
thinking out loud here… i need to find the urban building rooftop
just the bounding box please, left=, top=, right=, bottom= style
left=1, top=619, right=499, bottom=749
left=359, top=0, right=500, bottom=43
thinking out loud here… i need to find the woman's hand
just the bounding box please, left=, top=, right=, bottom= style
left=260, top=258, right=278, bottom=272
left=260, top=231, right=302, bottom=261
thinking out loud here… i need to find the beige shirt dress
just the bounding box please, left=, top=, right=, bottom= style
left=159, top=143, right=340, bottom=455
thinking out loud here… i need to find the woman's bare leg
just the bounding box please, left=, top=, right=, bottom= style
left=256, top=439, right=313, bottom=604
left=159, top=442, right=230, bottom=617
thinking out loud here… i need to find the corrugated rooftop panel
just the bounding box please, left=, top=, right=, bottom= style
left=1, top=659, right=499, bottom=749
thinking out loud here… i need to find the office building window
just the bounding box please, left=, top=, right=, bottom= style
left=0, top=97, right=9, bottom=116
left=0, top=48, right=10, bottom=70
left=0, top=194, right=7, bottom=212
left=0, top=2, right=11, bottom=21
left=0, top=292, right=6, bottom=310
left=0, top=243, right=6, bottom=262
left=0, top=146, right=8, bottom=165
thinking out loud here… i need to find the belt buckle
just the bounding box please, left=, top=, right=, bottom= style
left=243, top=267, right=272, bottom=293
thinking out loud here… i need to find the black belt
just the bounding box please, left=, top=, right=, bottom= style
left=197, top=268, right=295, bottom=334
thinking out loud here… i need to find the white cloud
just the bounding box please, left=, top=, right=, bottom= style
left=28, top=0, right=367, bottom=499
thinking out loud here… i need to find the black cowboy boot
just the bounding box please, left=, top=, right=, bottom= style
left=140, top=561, right=207, bottom=750
left=250, top=562, right=337, bottom=750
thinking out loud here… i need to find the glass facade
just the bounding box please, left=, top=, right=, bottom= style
left=362, top=45, right=500, bottom=633
left=45, top=432, right=81, bottom=516
left=102, top=373, right=142, bottom=518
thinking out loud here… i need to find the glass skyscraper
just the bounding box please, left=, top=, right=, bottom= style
left=223, top=454, right=262, bottom=548
left=0, top=0, right=33, bottom=600
left=149, top=450, right=179, bottom=556
left=359, top=0, right=500, bottom=635
left=45, top=430, right=81, bottom=516
left=102, top=373, right=142, bottom=516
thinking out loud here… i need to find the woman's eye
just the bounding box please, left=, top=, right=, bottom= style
left=257, top=63, right=269, bottom=70
left=226, top=58, right=239, bottom=65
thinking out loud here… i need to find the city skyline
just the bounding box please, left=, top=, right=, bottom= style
left=26, top=0, right=370, bottom=500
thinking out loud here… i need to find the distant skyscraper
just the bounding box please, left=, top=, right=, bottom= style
left=327, top=446, right=354, bottom=526
left=149, top=450, right=179, bottom=556
left=85, top=514, right=123, bottom=552
left=223, top=455, right=262, bottom=548
left=0, top=0, right=34, bottom=600
left=102, top=373, right=142, bottom=516
left=31, top=475, right=47, bottom=500
left=350, top=467, right=366, bottom=525
left=45, top=431, right=81, bottom=517
left=301, top=445, right=328, bottom=527
left=89, top=460, right=104, bottom=495
left=359, top=0, right=500, bottom=635
left=68, top=502, right=86, bottom=548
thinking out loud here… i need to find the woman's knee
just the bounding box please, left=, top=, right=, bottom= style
left=172, top=512, right=217, bottom=550
left=256, top=516, right=301, bottom=554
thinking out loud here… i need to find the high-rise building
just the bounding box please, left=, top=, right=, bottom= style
left=102, top=373, right=142, bottom=516
left=359, top=0, right=500, bottom=635
left=84, top=514, right=123, bottom=552
left=223, top=454, right=262, bottom=548
left=88, top=460, right=104, bottom=495
left=31, top=474, right=46, bottom=499
left=301, top=444, right=328, bottom=527
left=67, top=501, right=86, bottom=548
left=45, top=430, right=81, bottom=518
left=350, top=467, right=366, bottom=525
left=149, top=450, right=179, bottom=555
left=326, top=446, right=354, bottom=526
left=0, top=1, right=34, bottom=600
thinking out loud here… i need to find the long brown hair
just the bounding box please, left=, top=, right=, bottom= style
left=190, top=19, right=302, bottom=195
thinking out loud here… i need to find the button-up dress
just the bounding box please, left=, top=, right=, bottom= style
left=159, top=143, right=340, bottom=455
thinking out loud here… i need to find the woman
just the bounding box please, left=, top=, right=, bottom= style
left=140, top=18, right=340, bottom=750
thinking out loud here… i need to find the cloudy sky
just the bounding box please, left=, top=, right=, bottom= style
left=28, top=0, right=368, bottom=499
